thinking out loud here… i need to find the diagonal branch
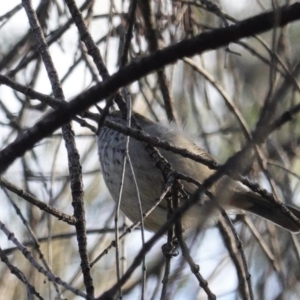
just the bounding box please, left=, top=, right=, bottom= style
left=0, top=3, right=300, bottom=174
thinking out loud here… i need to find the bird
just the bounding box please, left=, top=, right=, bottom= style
left=97, top=111, right=300, bottom=234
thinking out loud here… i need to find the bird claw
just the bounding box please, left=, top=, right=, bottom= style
left=161, top=241, right=179, bottom=257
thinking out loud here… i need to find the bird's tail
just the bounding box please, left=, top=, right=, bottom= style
left=231, top=191, right=300, bottom=233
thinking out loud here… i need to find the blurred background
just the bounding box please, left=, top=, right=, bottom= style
left=0, top=0, right=300, bottom=299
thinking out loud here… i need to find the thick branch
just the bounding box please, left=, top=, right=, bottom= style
left=0, top=3, right=300, bottom=174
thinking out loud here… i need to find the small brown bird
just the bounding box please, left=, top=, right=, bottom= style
left=97, top=111, right=300, bottom=234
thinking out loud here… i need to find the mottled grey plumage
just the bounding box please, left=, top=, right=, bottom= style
left=97, top=111, right=300, bottom=233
